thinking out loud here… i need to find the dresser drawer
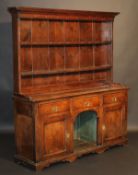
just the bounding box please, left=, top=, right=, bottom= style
left=39, top=100, right=69, bottom=115
left=103, top=92, right=126, bottom=105
left=71, top=95, right=101, bottom=111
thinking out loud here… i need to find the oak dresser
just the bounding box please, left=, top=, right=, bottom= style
left=9, top=7, right=128, bottom=170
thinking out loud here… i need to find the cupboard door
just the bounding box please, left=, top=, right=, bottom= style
left=41, top=114, right=72, bottom=159
left=103, top=103, right=127, bottom=143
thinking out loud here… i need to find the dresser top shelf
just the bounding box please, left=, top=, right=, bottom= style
left=9, top=7, right=119, bottom=17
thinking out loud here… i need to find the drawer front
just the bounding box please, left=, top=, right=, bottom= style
left=71, top=95, right=101, bottom=111
left=103, top=92, right=126, bottom=105
left=39, top=100, right=69, bottom=115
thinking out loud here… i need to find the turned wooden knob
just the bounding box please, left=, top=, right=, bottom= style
left=102, top=125, right=106, bottom=131
left=66, top=133, right=70, bottom=139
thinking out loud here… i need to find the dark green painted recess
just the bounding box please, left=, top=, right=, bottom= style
left=74, top=110, right=97, bottom=147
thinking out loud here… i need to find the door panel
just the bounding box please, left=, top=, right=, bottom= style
left=44, top=120, right=66, bottom=156
left=41, top=114, right=72, bottom=159
left=103, top=103, right=126, bottom=142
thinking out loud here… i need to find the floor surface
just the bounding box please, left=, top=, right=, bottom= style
left=0, top=132, right=138, bottom=175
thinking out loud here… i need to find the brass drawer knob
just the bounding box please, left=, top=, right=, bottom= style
left=51, top=106, right=58, bottom=112
left=66, top=133, right=70, bottom=139
left=84, top=101, right=91, bottom=107
left=112, top=97, right=117, bottom=102
left=102, top=125, right=106, bottom=131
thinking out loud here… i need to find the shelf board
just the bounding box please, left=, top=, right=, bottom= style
left=21, top=65, right=112, bottom=77
left=21, top=41, right=112, bottom=47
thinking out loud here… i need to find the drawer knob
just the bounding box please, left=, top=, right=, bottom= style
left=66, top=133, right=70, bottom=139
left=84, top=101, right=91, bottom=107
left=112, top=97, right=117, bottom=102
left=102, top=125, right=106, bottom=131
left=52, top=106, right=58, bottom=112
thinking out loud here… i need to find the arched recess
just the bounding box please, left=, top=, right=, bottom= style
left=74, top=110, right=98, bottom=148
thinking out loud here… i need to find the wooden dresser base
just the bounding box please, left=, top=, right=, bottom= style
left=14, top=137, right=128, bottom=171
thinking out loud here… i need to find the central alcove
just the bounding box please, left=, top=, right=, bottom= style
left=74, top=110, right=98, bottom=149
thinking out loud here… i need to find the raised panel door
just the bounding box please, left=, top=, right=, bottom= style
left=40, top=114, right=72, bottom=159
left=103, top=103, right=127, bottom=143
